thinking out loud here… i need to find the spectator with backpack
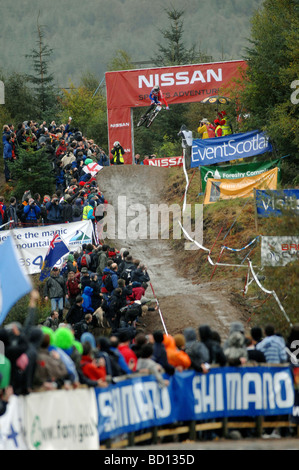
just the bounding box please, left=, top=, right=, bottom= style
left=96, top=244, right=109, bottom=277
left=80, top=267, right=92, bottom=291
left=72, top=198, right=83, bottom=222
left=73, top=314, right=93, bottom=341
left=118, top=255, right=136, bottom=286
left=65, top=295, right=84, bottom=326
left=101, top=264, right=119, bottom=297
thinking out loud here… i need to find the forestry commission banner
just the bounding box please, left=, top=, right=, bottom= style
left=203, top=167, right=278, bottom=204
left=95, top=366, right=294, bottom=441
left=0, top=220, right=93, bottom=275
left=261, top=236, right=299, bottom=267
left=192, top=130, right=272, bottom=167
left=200, top=159, right=280, bottom=193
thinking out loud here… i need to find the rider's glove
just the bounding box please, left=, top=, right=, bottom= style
left=166, top=106, right=169, bottom=110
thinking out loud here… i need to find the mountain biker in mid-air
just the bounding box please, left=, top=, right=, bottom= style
left=142, top=85, right=169, bottom=118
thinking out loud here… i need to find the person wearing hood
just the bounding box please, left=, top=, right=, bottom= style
left=61, top=194, right=73, bottom=223
left=224, top=331, right=248, bottom=366
left=183, top=327, right=210, bottom=373
left=223, top=321, right=245, bottom=350
left=72, top=198, right=83, bottom=221
left=198, top=325, right=226, bottom=367
left=163, top=334, right=191, bottom=371
left=80, top=341, right=107, bottom=387
left=82, top=286, right=94, bottom=313
left=82, top=198, right=95, bottom=220
left=33, top=332, right=69, bottom=390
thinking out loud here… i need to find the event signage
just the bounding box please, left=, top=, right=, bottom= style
left=105, top=60, right=247, bottom=164
left=0, top=367, right=295, bottom=448
left=203, top=167, right=278, bottom=204
left=191, top=130, right=272, bottom=168
left=24, top=389, right=98, bottom=450
left=261, top=236, right=299, bottom=267
left=95, top=367, right=294, bottom=441
left=200, top=159, right=280, bottom=193
left=256, top=189, right=299, bottom=217
left=142, top=156, right=183, bottom=167
left=0, top=220, right=93, bottom=275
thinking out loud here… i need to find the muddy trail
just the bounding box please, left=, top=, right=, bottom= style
left=96, top=165, right=245, bottom=339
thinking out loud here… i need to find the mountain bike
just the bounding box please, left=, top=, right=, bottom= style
left=137, top=104, right=167, bottom=128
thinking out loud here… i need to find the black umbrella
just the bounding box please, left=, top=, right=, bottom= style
left=201, top=95, right=231, bottom=111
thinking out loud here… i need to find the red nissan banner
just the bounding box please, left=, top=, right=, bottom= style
left=105, top=60, right=247, bottom=165
left=143, top=156, right=183, bottom=167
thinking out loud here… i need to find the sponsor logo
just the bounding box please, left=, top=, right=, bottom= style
left=110, top=122, right=130, bottom=128
left=138, top=69, right=223, bottom=88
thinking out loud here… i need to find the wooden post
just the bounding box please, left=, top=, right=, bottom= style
left=254, top=188, right=259, bottom=232
left=256, top=416, right=263, bottom=438
left=128, top=431, right=135, bottom=446
left=222, top=417, right=228, bottom=438
left=189, top=420, right=196, bottom=441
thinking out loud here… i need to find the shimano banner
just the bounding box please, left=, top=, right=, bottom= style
left=192, top=130, right=272, bottom=167
left=95, top=366, right=294, bottom=441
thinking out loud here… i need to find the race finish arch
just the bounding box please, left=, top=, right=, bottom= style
left=105, top=60, right=247, bottom=165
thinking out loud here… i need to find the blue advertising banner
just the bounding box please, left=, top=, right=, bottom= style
left=191, top=130, right=272, bottom=167
left=95, top=366, right=294, bottom=441
left=256, top=189, right=299, bottom=217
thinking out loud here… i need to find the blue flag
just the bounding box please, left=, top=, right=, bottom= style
left=0, top=236, right=32, bottom=325
left=40, top=232, right=69, bottom=281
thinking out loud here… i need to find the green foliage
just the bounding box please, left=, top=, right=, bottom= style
left=107, top=49, right=135, bottom=71
left=153, top=6, right=213, bottom=67
left=59, top=81, right=108, bottom=147
left=0, top=69, right=37, bottom=124
left=25, top=15, right=59, bottom=119
left=239, top=0, right=299, bottom=184
left=8, top=143, right=55, bottom=200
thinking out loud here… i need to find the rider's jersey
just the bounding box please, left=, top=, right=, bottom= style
left=149, top=88, right=168, bottom=107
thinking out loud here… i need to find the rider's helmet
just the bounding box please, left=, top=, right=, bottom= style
left=113, top=141, right=120, bottom=147
left=152, top=85, right=160, bottom=93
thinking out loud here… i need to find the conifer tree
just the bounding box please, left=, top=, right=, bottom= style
left=25, top=13, right=57, bottom=120
left=8, top=142, right=54, bottom=200
left=153, top=7, right=212, bottom=67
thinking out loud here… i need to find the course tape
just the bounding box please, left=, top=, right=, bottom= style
left=222, top=236, right=259, bottom=252
left=180, top=157, right=291, bottom=326
left=178, top=221, right=291, bottom=326
left=247, top=259, right=293, bottom=327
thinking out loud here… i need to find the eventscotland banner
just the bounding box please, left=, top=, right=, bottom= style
left=191, top=130, right=273, bottom=167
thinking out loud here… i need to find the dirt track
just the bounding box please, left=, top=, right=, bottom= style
left=96, top=165, right=245, bottom=339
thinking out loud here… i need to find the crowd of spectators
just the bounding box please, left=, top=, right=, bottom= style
left=1, top=237, right=298, bottom=407
left=1, top=119, right=298, bottom=441
left=1, top=118, right=110, bottom=230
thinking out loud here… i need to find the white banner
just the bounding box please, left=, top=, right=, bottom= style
left=24, top=389, right=99, bottom=450
left=0, top=221, right=94, bottom=275
left=0, top=395, right=27, bottom=450
left=261, top=236, right=299, bottom=266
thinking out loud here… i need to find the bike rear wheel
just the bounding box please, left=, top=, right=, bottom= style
left=137, top=115, right=148, bottom=127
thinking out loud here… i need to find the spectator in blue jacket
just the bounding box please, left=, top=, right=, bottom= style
left=3, top=134, right=13, bottom=182
left=23, top=198, right=41, bottom=227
